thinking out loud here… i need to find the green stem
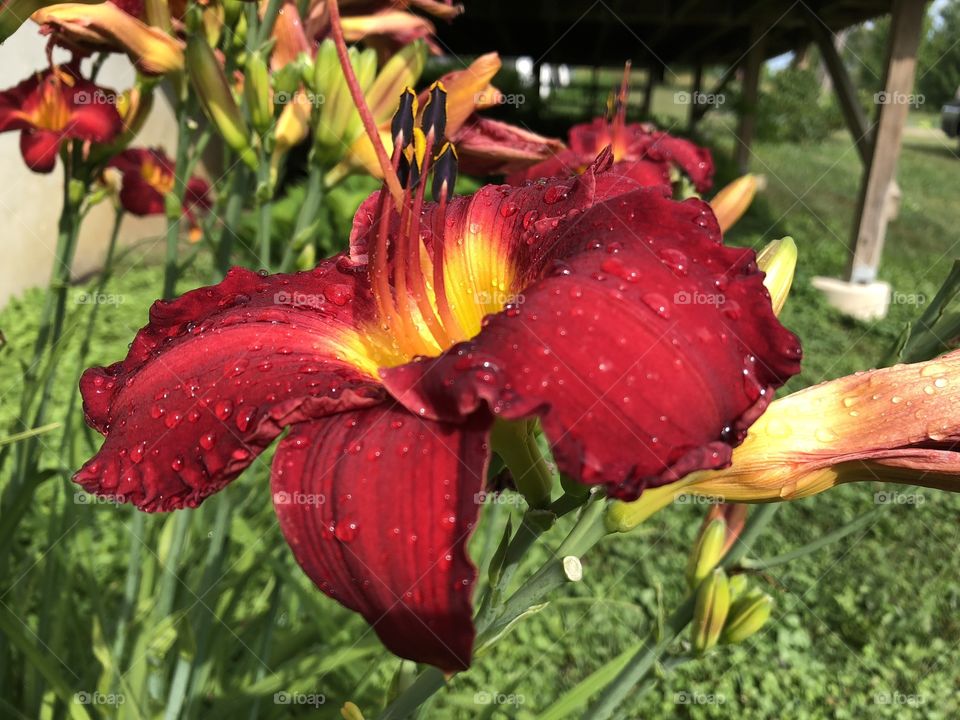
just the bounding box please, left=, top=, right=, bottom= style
left=256, top=0, right=284, bottom=45
left=280, top=164, right=325, bottom=272
left=256, top=150, right=273, bottom=271
left=582, top=503, right=781, bottom=720
left=60, top=207, right=124, bottom=460
left=214, top=161, right=248, bottom=277
left=739, top=507, right=880, bottom=571
left=491, top=420, right=554, bottom=509
left=163, top=91, right=193, bottom=299
left=377, top=668, right=446, bottom=720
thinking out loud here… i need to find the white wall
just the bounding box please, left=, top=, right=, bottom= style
left=0, top=22, right=178, bottom=307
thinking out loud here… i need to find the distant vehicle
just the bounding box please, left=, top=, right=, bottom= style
left=943, top=100, right=960, bottom=138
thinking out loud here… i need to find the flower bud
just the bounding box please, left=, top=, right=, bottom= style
left=244, top=51, right=274, bottom=136
left=710, top=174, right=758, bottom=233
left=185, top=36, right=256, bottom=169
left=727, top=573, right=749, bottom=601
left=721, top=591, right=773, bottom=645
left=756, top=236, right=797, bottom=316
left=685, top=517, right=726, bottom=589
left=692, top=567, right=730, bottom=654
left=340, top=702, right=366, bottom=720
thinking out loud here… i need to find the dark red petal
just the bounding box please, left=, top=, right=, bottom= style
left=567, top=118, right=611, bottom=156
left=383, top=191, right=801, bottom=500
left=630, top=129, right=715, bottom=193
left=20, top=130, right=62, bottom=173
left=452, top=114, right=565, bottom=176
left=613, top=159, right=672, bottom=192
left=505, top=149, right=584, bottom=184
left=118, top=176, right=165, bottom=215
left=65, top=81, right=124, bottom=143
left=75, top=264, right=384, bottom=511
left=185, top=177, right=212, bottom=212
left=0, top=74, right=41, bottom=132
left=271, top=403, right=490, bottom=671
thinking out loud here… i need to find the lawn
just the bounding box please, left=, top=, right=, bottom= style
left=1, top=116, right=959, bottom=719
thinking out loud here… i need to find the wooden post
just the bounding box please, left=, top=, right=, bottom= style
left=847, top=0, right=925, bottom=283
left=688, top=63, right=703, bottom=130
left=692, top=63, right=736, bottom=125
left=641, top=65, right=657, bottom=117
left=734, top=29, right=764, bottom=173
left=804, top=7, right=871, bottom=164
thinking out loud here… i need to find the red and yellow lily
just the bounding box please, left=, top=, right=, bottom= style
left=0, top=64, right=123, bottom=173
left=74, top=92, right=800, bottom=671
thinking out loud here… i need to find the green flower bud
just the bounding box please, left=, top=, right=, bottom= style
left=186, top=36, right=257, bottom=169
left=727, top=573, right=750, bottom=601
left=721, top=592, right=773, bottom=645
left=685, top=518, right=726, bottom=589
left=692, top=567, right=730, bottom=654
left=244, top=52, right=273, bottom=136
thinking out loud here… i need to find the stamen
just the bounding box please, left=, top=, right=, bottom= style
left=391, top=87, right=417, bottom=148
left=327, top=0, right=404, bottom=209
left=420, top=82, right=447, bottom=141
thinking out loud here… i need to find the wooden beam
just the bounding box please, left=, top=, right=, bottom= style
left=692, top=62, right=737, bottom=124
left=734, top=28, right=764, bottom=173
left=804, top=5, right=871, bottom=164
left=847, top=0, right=925, bottom=283
left=689, top=63, right=704, bottom=130
left=641, top=65, right=657, bottom=117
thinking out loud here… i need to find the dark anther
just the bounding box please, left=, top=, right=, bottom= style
left=391, top=87, right=417, bottom=148
left=421, top=81, right=447, bottom=140
left=431, top=142, right=458, bottom=203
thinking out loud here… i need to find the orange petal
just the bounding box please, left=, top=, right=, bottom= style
left=33, top=2, right=184, bottom=75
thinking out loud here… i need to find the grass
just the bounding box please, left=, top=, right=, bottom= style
left=2, top=114, right=960, bottom=719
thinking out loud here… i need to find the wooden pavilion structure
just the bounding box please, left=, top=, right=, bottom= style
left=437, top=0, right=930, bottom=318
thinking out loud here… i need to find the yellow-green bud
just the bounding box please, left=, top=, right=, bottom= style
left=756, top=237, right=797, bottom=316
left=186, top=36, right=257, bottom=169
left=245, top=52, right=274, bottom=136
left=296, top=243, right=316, bottom=272
left=727, top=573, right=750, bottom=601
left=340, top=702, right=365, bottom=720
left=692, top=567, right=730, bottom=654
left=721, top=592, right=773, bottom=645
left=685, top=518, right=726, bottom=589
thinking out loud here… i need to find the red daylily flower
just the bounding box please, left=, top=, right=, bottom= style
left=0, top=65, right=123, bottom=173
left=508, top=77, right=714, bottom=194
left=108, top=147, right=212, bottom=226
left=510, top=117, right=715, bottom=193
left=75, top=140, right=800, bottom=671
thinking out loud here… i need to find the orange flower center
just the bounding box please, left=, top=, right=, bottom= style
left=141, top=158, right=175, bottom=194
left=30, top=79, right=72, bottom=132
